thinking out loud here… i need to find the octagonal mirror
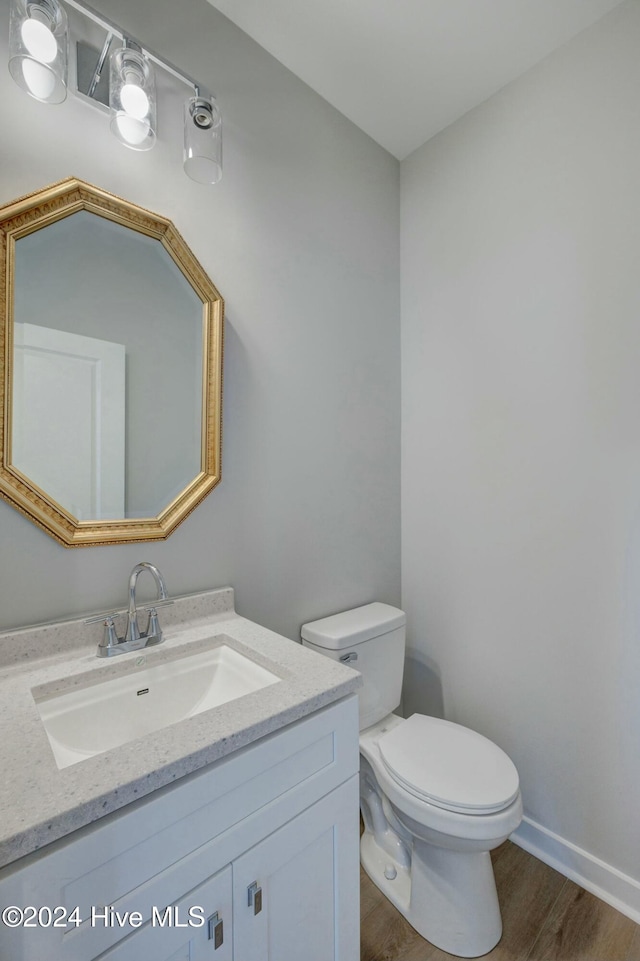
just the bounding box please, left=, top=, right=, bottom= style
left=0, top=178, right=223, bottom=547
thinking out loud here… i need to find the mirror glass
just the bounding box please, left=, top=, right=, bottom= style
left=13, top=211, right=203, bottom=520
left=0, top=178, right=223, bottom=546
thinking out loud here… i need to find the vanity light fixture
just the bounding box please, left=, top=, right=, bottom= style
left=8, top=0, right=68, bottom=104
left=109, top=41, right=156, bottom=151
left=6, top=0, right=222, bottom=183
left=184, top=93, right=222, bottom=185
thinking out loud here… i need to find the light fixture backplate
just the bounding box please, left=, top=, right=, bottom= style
left=74, top=38, right=111, bottom=110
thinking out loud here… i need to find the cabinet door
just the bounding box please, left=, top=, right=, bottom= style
left=233, top=776, right=359, bottom=961
left=97, top=865, right=232, bottom=961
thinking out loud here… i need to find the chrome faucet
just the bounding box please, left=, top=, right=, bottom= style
left=89, top=562, right=172, bottom=658
left=125, top=562, right=169, bottom=642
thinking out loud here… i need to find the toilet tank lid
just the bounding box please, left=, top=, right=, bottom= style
left=301, top=602, right=405, bottom=650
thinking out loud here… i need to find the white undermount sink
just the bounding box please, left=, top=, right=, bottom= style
left=33, top=641, right=280, bottom=769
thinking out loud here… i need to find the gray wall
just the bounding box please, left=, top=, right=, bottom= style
left=0, top=0, right=401, bottom=637
left=401, top=0, right=640, bottom=917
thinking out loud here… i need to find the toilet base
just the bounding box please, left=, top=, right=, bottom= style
left=360, top=827, right=502, bottom=958
left=361, top=828, right=411, bottom=914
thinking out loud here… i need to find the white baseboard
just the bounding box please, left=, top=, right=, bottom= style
left=511, top=816, right=640, bottom=924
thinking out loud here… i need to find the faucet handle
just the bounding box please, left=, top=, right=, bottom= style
left=96, top=617, right=120, bottom=656
left=142, top=606, right=167, bottom=645
left=85, top=609, right=126, bottom=624
left=141, top=598, right=174, bottom=612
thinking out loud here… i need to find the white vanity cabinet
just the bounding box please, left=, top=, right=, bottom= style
left=0, top=696, right=360, bottom=961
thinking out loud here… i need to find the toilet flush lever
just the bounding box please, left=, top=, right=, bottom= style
left=340, top=651, right=358, bottom=664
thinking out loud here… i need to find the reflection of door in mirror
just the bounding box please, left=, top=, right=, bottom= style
left=12, top=323, right=125, bottom=520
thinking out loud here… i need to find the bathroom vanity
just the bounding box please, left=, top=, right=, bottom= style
left=0, top=588, right=361, bottom=961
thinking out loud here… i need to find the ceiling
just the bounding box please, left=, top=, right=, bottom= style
left=206, top=0, right=626, bottom=159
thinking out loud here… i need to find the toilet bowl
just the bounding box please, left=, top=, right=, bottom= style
left=301, top=602, right=523, bottom=959
left=359, top=713, right=522, bottom=957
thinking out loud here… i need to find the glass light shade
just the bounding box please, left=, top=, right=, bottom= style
left=183, top=96, right=222, bottom=184
left=8, top=0, right=68, bottom=104
left=109, top=46, right=156, bottom=151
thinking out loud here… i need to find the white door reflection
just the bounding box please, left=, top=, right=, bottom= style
left=12, top=323, right=125, bottom=520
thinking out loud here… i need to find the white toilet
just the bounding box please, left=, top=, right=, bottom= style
left=301, top=602, right=522, bottom=959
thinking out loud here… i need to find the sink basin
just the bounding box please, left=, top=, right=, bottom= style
left=33, top=642, right=280, bottom=769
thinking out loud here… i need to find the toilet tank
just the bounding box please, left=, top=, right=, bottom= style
left=301, top=602, right=406, bottom=730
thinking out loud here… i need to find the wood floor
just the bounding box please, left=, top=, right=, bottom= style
left=360, top=841, right=640, bottom=961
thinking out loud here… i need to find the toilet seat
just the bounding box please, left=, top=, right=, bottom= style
left=377, top=714, right=520, bottom=815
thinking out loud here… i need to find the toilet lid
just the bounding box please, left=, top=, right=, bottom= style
left=378, top=714, right=520, bottom=814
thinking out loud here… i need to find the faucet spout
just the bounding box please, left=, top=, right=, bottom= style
left=125, top=562, right=169, bottom=642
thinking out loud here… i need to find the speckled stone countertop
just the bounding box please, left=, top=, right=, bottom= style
left=0, top=587, right=361, bottom=871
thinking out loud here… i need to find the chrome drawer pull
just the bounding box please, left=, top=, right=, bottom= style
left=207, top=911, right=224, bottom=948
left=247, top=881, right=263, bottom=915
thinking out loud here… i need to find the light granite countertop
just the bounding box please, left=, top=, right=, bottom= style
left=0, top=587, right=361, bottom=871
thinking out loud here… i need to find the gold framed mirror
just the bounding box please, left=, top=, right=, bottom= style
left=0, top=178, right=223, bottom=547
